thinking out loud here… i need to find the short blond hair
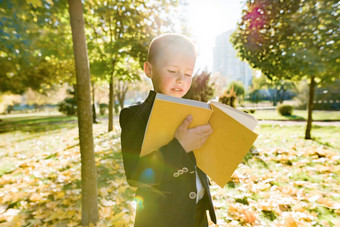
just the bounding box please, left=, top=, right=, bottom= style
left=147, top=33, right=196, bottom=65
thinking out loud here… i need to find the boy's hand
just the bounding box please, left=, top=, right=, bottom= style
left=175, top=115, right=213, bottom=153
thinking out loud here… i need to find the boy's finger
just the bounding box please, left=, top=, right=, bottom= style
left=198, top=128, right=213, bottom=137
left=204, top=129, right=213, bottom=136
left=179, top=115, right=193, bottom=130
left=202, top=124, right=212, bottom=131
left=193, top=124, right=212, bottom=133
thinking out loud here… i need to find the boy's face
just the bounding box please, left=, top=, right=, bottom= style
left=145, top=49, right=195, bottom=98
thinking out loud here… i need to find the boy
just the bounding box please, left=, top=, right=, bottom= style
left=119, top=34, right=217, bottom=227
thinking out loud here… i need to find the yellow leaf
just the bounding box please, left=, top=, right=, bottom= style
left=29, top=193, right=43, bottom=202
left=54, top=191, right=65, bottom=200
left=242, top=209, right=257, bottom=224
left=118, top=186, right=127, bottom=194
left=292, top=204, right=304, bottom=212
left=99, top=187, right=109, bottom=197
left=25, top=0, right=42, bottom=8
left=318, top=197, right=334, bottom=208
left=1, top=208, right=20, bottom=222
left=284, top=215, right=299, bottom=227
left=112, top=220, right=129, bottom=226
left=111, top=212, right=125, bottom=222
left=100, top=207, right=112, bottom=218
left=46, top=201, right=58, bottom=209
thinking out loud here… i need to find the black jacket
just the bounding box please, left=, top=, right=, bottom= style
left=119, top=90, right=216, bottom=227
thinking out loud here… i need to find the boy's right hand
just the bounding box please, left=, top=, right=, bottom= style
left=175, top=115, right=213, bottom=153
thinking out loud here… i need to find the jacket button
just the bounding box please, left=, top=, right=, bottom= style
left=182, top=167, right=188, bottom=173
left=189, top=192, right=196, bottom=200
left=173, top=172, right=179, bottom=177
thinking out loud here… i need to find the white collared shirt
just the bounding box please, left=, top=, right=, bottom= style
left=195, top=167, right=205, bottom=203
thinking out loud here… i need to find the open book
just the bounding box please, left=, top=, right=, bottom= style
left=140, top=93, right=258, bottom=188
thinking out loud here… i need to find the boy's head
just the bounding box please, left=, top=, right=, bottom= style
left=144, top=34, right=196, bottom=98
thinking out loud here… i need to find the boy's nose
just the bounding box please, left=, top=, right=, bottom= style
left=176, top=72, right=185, bottom=82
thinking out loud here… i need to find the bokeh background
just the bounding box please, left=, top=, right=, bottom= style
left=0, top=0, right=339, bottom=226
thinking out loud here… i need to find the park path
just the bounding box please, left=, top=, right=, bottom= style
left=259, top=120, right=340, bottom=126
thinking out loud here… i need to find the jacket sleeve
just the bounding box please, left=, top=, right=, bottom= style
left=119, top=107, right=196, bottom=188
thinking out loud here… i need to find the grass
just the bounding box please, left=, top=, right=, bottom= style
left=250, top=109, right=340, bottom=121
left=0, top=112, right=339, bottom=226
left=0, top=113, right=77, bottom=133
left=0, top=161, right=16, bottom=176
left=256, top=124, right=340, bottom=151
left=0, top=112, right=111, bottom=133
left=217, top=123, right=340, bottom=226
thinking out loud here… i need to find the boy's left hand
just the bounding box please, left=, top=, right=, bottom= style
left=175, top=115, right=213, bottom=153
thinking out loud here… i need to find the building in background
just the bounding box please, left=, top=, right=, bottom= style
left=213, top=30, right=254, bottom=90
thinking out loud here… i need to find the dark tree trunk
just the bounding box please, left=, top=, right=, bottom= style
left=305, top=76, right=316, bottom=140
left=68, top=0, right=98, bottom=225
left=92, top=82, right=98, bottom=123
left=117, top=81, right=128, bottom=109
left=108, top=74, right=114, bottom=132
left=279, top=89, right=286, bottom=104
left=274, top=88, right=280, bottom=106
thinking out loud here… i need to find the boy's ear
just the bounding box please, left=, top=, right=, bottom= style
left=144, top=62, right=152, bottom=79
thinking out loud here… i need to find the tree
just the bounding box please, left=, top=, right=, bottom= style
left=219, top=87, right=237, bottom=108
left=113, top=57, right=142, bottom=109
left=227, top=81, right=245, bottom=102
left=231, top=0, right=339, bottom=139
left=84, top=0, right=178, bottom=132
left=251, top=73, right=296, bottom=106
left=247, top=89, right=263, bottom=104
left=268, top=79, right=296, bottom=105
left=68, top=0, right=98, bottom=225
left=91, top=81, right=98, bottom=123
left=0, top=0, right=75, bottom=94
left=183, top=70, right=215, bottom=102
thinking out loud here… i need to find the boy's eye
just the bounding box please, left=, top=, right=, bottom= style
left=168, top=70, right=176, bottom=73
left=185, top=74, right=192, bottom=77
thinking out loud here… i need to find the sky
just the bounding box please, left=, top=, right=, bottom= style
left=185, top=0, right=244, bottom=71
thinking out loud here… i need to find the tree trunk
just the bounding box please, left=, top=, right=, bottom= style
left=108, top=74, right=114, bottom=132
left=305, top=76, right=316, bottom=140
left=119, top=83, right=128, bottom=109
left=92, top=81, right=98, bottom=123
left=274, top=88, right=280, bottom=106
left=68, top=0, right=98, bottom=225
left=278, top=85, right=286, bottom=104
left=279, top=89, right=286, bottom=104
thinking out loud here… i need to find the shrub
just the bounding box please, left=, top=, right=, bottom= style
left=99, top=103, right=108, bottom=115
left=58, top=98, right=77, bottom=116
left=183, top=70, right=215, bottom=102
left=248, top=89, right=263, bottom=104
left=228, top=81, right=245, bottom=101
left=277, top=104, right=293, bottom=116
left=219, top=86, right=237, bottom=107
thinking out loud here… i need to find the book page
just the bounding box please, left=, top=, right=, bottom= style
left=210, top=101, right=257, bottom=131
left=157, top=93, right=210, bottom=109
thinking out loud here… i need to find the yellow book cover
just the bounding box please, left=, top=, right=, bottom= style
left=140, top=93, right=258, bottom=188
left=194, top=102, right=258, bottom=187
left=141, top=93, right=213, bottom=157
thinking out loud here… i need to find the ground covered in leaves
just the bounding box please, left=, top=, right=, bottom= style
left=0, top=119, right=339, bottom=226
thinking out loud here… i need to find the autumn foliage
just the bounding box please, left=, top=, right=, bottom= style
left=0, top=119, right=339, bottom=226
left=183, top=70, right=215, bottom=102
left=219, top=86, right=237, bottom=108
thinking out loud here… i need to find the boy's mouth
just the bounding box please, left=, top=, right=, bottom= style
left=171, top=88, right=182, bottom=92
